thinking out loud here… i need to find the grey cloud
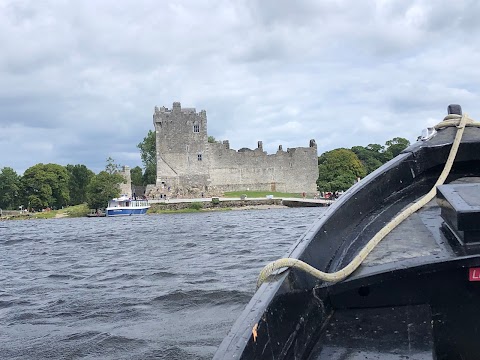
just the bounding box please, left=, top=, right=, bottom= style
left=245, top=0, right=342, bottom=28
left=2, top=0, right=480, bottom=174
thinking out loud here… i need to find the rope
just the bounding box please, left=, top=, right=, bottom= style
left=435, top=114, right=480, bottom=129
left=257, top=113, right=476, bottom=289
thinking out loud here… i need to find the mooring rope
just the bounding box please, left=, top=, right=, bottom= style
left=257, top=113, right=479, bottom=289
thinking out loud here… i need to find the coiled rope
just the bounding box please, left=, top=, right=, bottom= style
left=257, top=113, right=480, bottom=289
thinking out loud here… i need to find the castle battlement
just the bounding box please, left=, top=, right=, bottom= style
left=154, top=102, right=206, bottom=119
left=151, top=102, right=318, bottom=195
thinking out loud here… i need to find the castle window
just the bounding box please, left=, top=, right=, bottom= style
left=198, top=154, right=202, bottom=161
left=193, top=124, right=200, bottom=133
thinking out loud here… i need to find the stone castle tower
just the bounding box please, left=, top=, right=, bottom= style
left=151, top=102, right=318, bottom=196
left=118, top=165, right=132, bottom=197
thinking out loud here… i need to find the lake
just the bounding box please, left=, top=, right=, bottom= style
left=0, top=207, right=325, bottom=359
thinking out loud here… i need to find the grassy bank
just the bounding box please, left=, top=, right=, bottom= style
left=148, top=207, right=214, bottom=214
left=64, top=204, right=90, bottom=217
left=223, top=191, right=303, bottom=198
left=1, top=204, right=90, bottom=220
left=32, top=204, right=90, bottom=219
left=148, top=198, right=282, bottom=214
left=148, top=201, right=225, bottom=214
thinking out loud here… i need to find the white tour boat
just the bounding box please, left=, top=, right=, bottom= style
left=106, top=195, right=150, bottom=217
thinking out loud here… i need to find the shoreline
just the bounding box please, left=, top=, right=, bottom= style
left=0, top=197, right=330, bottom=221
left=147, top=199, right=287, bottom=214
left=230, top=204, right=288, bottom=211
left=0, top=202, right=291, bottom=221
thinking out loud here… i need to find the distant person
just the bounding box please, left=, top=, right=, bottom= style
left=302, top=192, right=306, bottom=199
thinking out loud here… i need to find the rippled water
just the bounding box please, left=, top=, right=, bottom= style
left=0, top=207, right=325, bottom=359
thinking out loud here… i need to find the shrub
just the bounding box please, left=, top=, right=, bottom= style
left=188, top=202, right=203, bottom=210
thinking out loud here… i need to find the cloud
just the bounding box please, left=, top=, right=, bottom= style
left=1, top=0, right=480, bottom=175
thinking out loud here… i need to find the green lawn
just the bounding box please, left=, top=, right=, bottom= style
left=1, top=204, right=90, bottom=220
left=30, top=211, right=57, bottom=219
left=32, top=204, right=90, bottom=219
left=222, top=191, right=303, bottom=198
left=65, top=204, right=90, bottom=217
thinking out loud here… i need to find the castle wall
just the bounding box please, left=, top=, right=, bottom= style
left=207, top=143, right=318, bottom=193
left=152, top=102, right=318, bottom=196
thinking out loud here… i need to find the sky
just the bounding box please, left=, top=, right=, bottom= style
left=2, top=0, right=480, bottom=174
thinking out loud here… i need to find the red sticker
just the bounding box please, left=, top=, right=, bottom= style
left=469, top=268, right=480, bottom=281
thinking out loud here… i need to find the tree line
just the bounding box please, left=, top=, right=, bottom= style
left=0, top=158, right=134, bottom=211
left=0, top=133, right=157, bottom=211
left=316, top=137, right=410, bottom=192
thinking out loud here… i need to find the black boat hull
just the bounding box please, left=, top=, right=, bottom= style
left=214, top=123, right=480, bottom=359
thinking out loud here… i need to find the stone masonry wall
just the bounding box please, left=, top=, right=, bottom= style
left=118, top=166, right=132, bottom=197
left=207, top=142, right=318, bottom=193
left=150, top=102, right=318, bottom=197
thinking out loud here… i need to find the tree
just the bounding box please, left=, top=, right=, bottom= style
left=317, top=149, right=366, bottom=192
left=351, top=142, right=394, bottom=175
left=208, top=135, right=216, bottom=143
left=143, top=164, right=156, bottom=185
left=105, top=156, right=121, bottom=175
left=22, top=163, right=70, bottom=210
left=365, top=143, right=385, bottom=154
left=365, top=143, right=392, bottom=163
left=0, top=167, right=21, bottom=209
left=351, top=145, right=385, bottom=174
left=350, top=138, right=410, bottom=176
left=28, top=195, right=44, bottom=210
left=385, top=137, right=410, bottom=158
left=66, top=164, right=94, bottom=205
left=137, top=130, right=156, bottom=185
left=86, top=171, right=124, bottom=210
left=131, top=166, right=143, bottom=186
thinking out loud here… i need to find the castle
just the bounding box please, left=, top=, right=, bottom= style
left=149, top=102, right=318, bottom=197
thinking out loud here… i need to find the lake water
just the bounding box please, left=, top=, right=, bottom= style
left=0, top=207, right=325, bottom=359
